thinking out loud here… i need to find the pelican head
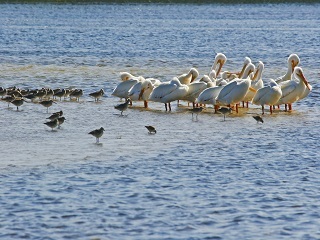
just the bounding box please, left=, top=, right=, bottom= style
left=252, top=61, right=264, bottom=80
left=214, top=53, right=227, bottom=76
left=238, top=57, right=252, bottom=78
left=288, top=54, right=300, bottom=73
left=294, top=67, right=310, bottom=90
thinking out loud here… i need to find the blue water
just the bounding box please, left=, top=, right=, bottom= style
left=0, top=3, right=320, bottom=239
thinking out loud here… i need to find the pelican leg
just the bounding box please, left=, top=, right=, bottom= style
left=269, top=105, right=273, bottom=114
left=288, top=104, right=292, bottom=111
left=165, top=103, right=168, bottom=111
left=242, top=101, right=245, bottom=108
left=144, top=100, right=148, bottom=108
left=262, top=105, right=265, bottom=115
left=236, top=104, right=239, bottom=113
left=285, top=104, right=288, bottom=112
left=169, top=102, right=172, bottom=111
left=246, top=102, right=249, bottom=108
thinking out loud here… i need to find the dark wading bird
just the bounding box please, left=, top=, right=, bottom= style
left=253, top=115, right=264, bottom=123
left=114, top=98, right=130, bottom=116
left=145, top=126, right=156, bottom=134
left=89, top=127, right=105, bottom=143
left=188, top=107, right=203, bottom=121
left=44, top=118, right=59, bottom=131
left=217, top=107, right=232, bottom=121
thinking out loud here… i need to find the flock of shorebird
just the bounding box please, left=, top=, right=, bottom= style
left=0, top=53, right=312, bottom=143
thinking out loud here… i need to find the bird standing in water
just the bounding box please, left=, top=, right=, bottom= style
left=89, top=127, right=105, bottom=143
left=252, top=115, right=264, bottom=123
left=217, top=107, right=232, bottom=121
left=145, top=126, right=156, bottom=134
left=114, top=98, right=130, bottom=115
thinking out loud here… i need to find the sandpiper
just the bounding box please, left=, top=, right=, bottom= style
left=57, top=116, right=66, bottom=128
left=253, top=115, right=264, bottom=123
left=217, top=107, right=232, bottom=121
left=89, top=89, right=104, bottom=102
left=114, top=98, right=130, bottom=115
left=89, top=127, right=105, bottom=143
left=70, top=89, right=83, bottom=101
left=11, top=98, right=25, bottom=111
left=54, top=89, right=66, bottom=101
left=39, top=100, right=56, bottom=113
left=145, top=125, right=156, bottom=134
left=44, top=118, right=59, bottom=131
left=188, top=107, right=203, bottom=121
left=0, top=87, right=7, bottom=98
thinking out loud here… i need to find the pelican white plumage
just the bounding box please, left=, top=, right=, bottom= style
left=242, top=61, right=265, bottom=107
left=179, top=81, right=208, bottom=107
left=119, top=72, right=139, bottom=81
left=196, top=85, right=224, bottom=112
left=177, top=68, right=199, bottom=85
left=210, top=53, right=227, bottom=77
left=128, top=77, right=154, bottom=108
left=276, top=66, right=311, bottom=111
left=215, top=62, right=255, bottom=112
left=275, top=54, right=300, bottom=84
left=149, top=77, right=189, bottom=111
left=252, top=79, right=282, bottom=114
left=112, top=78, right=140, bottom=100
left=237, top=57, right=252, bottom=79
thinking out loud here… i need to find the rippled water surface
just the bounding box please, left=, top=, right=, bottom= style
left=1, top=3, right=320, bottom=239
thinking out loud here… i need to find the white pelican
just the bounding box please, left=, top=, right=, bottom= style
left=210, top=53, right=227, bottom=77
left=128, top=77, right=154, bottom=108
left=213, top=63, right=255, bottom=113
left=275, top=54, right=300, bottom=84
left=179, top=81, right=208, bottom=107
left=177, top=67, right=199, bottom=85
left=111, top=78, right=140, bottom=100
left=149, top=78, right=189, bottom=111
left=216, top=78, right=251, bottom=113
left=237, top=57, right=252, bottom=79
left=196, top=85, right=224, bottom=112
left=252, top=79, right=282, bottom=114
left=276, top=66, right=311, bottom=111
left=242, top=61, right=265, bottom=107
left=119, top=72, right=139, bottom=81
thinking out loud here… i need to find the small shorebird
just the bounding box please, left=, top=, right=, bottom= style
left=114, top=98, right=130, bottom=115
left=3, top=95, right=15, bottom=108
left=11, top=98, right=26, bottom=111
left=89, top=127, right=105, bottom=143
left=44, top=118, right=59, bottom=131
left=70, top=89, right=83, bottom=101
left=253, top=115, right=264, bottom=123
left=188, top=107, right=203, bottom=121
left=217, top=107, right=232, bottom=121
left=89, top=89, right=104, bottom=102
left=57, top=117, right=66, bottom=128
left=145, top=125, right=156, bottom=134
left=54, top=89, right=66, bottom=101
left=47, top=110, right=63, bottom=121
left=39, top=100, right=56, bottom=113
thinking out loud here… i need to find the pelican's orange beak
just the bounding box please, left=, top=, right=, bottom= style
left=252, top=68, right=259, bottom=80
left=216, top=59, right=224, bottom=76
left=297, top=70, right=311, bottom=90
left=291, top=60, right=297, bottom=72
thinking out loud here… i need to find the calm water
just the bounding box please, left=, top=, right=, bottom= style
left=1, top=3, right=320, bottom=239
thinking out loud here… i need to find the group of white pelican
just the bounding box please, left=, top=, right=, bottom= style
left=112, top=53, right=312, bottom=115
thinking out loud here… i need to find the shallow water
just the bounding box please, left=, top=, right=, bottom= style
left=1, top=3, right=320, bottom=239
